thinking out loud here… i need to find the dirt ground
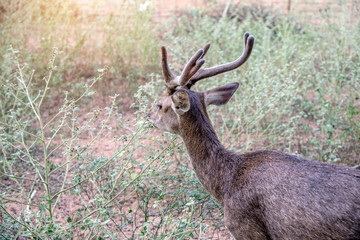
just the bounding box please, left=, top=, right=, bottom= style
left=3, top=0, right=357, bottom=239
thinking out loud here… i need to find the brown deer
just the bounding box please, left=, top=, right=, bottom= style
left=147, top=32, right=360, bottom=240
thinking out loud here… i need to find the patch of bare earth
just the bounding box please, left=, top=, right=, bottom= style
left=4, top=0, right=355, bottom=239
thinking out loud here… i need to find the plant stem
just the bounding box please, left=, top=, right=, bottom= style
left=63, top=139, right=178, bottom=231
left=0, top=205, right=42, bottom=239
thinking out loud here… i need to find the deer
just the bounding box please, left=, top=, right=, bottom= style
left=147, top=32, right=360, bottom=240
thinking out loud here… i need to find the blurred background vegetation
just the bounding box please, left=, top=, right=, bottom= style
left=0, top=0, right=359, bottom=239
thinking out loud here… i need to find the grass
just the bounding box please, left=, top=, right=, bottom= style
left=0, top=0, right=359, bottom=239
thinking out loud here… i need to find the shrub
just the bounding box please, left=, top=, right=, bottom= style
left=0, top=1, right=359, bottom=239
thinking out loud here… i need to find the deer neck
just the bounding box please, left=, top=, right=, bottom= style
left=178, top=105, right=232, bottom=203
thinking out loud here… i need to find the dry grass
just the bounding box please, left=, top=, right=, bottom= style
left=0, top=0, right=359, bottom=239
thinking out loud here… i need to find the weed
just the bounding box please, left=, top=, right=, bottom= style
left=0, top=0, right=359, bottom=239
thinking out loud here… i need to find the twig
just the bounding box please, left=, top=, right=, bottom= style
left=0, top=205, right=42, bottom=239
left=63, top=139, right=178, bottom=230
left=2, top=197, right=41, bottom=208
left=0, top=121, right=41, bottom=141
left=0, top=172, right=42, bottom=183
left=50, top=120, right=145, bottom=200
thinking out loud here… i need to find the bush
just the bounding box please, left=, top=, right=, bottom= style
left=0, top=1, right=359, bottom=239
left=0, top=48, right=226, bottom=239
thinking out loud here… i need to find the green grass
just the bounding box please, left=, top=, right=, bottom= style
left=0, top=0, right=359, bottom=239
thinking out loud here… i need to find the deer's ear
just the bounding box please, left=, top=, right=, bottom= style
left=204, top=82, right=239, bottom=106
left=171, top=90, right=190, bottom=115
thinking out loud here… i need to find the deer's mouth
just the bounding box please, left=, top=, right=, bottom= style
left=146, top=112, right=159, bottom=129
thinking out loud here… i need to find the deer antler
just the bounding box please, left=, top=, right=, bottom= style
left=161, top=46, right=206, bottom=94
left=186, top=32, right=254, bottom=89
left=161, top=32, right=254, bottom=94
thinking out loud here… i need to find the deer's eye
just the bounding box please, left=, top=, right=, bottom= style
left=156, top=104, right=162, bottom=110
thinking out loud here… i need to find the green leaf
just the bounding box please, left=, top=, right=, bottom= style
left=67, top=217, right=72, bottom=223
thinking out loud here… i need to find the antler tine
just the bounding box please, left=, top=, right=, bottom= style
left=178, top=49, right=205, bottom=86
left=187, top=32, right=255, bottom=88
left=163, top=48, right=206, bottom=94
left=200, top=43, right=211, bottom=59
left=161, top=46, right=175, bottom=82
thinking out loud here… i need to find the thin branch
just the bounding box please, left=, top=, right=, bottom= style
left=65, top=140, right=178, bottom=228
left=2, top=197, right=41, bottom=208
left=43, top=66, right=108, bottom=129
left=0, top=205, right=42, bottom=239
left=50, top=122, right=143, bottom=200
left=0, top=121, right=41, bottom=141
left=0, top=172, right=42, bottom=183
left=37, top=48, right=57, bottom=109
left=48, top=96, right=118, bottom=177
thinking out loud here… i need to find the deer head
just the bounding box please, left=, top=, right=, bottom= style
left=148, top=32, right=255, bottom=135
